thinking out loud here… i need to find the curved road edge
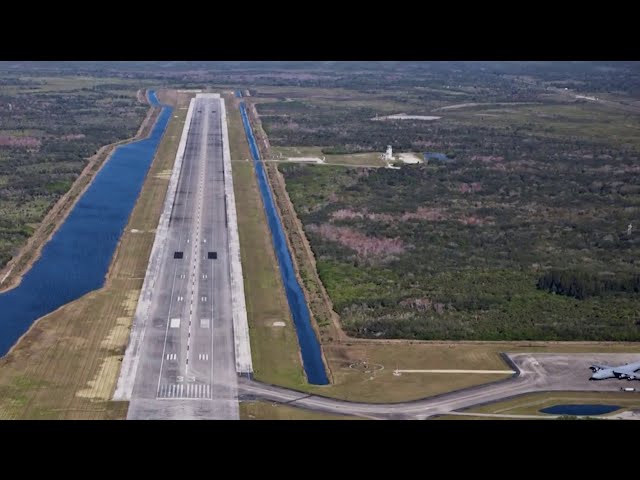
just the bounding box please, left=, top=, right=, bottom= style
left=237, top=352, right=639, bottom=419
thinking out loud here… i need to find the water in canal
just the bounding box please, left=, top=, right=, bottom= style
left=0, top=91, right=172, bottom=356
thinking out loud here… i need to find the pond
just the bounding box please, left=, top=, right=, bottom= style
left=540, top=404, right=620, bottom=416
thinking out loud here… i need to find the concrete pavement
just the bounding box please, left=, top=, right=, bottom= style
left=116, top=94, right=248, bottom=419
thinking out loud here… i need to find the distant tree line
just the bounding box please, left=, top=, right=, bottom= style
left=537, top=269, right=640, bottom=299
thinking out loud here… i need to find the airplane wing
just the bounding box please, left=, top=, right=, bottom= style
left=612, top=365, right=640, bottom=379
left=589, top=364, right=612, bottom=372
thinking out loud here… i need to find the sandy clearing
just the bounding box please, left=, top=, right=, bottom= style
left=398, top=153, right=422, bottom=164
left=372, top=113, right=441, bottom=121
left=101, top=317, right=132, bottom=350
left=436, top=102, right=542, bottom=111
left=287, top=157, right=325, bottom=163
left=76, top=356, right=122, bottom=400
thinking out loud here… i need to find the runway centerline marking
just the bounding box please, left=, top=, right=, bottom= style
left=155, top=106, right=202, bottom=398
left=185, top=98, right=211, bottom=377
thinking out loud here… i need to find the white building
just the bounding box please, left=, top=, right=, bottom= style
left=384, top=145, right=393, bottom=161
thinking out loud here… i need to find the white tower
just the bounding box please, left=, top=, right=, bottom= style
left=385, top=145, right=393, bottom=161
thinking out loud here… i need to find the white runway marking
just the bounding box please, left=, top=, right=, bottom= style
left=157, top=383, right=212, bottom=399
left=170, top=318, right=181, bottom=328
left=177, top=296, right=184, bottom=302
left=166, top=353, right=177, bottom=360
left=200, top=319, right=210, bottom=328
left=393, top=369, right=516, bottom=374
left=198, top=353, right=209, bottom=361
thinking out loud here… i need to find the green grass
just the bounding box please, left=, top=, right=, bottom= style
left=271, top=146, right=326, bottom=159
left=15, top=76, right=154, bottom=93
left=225, top=94, right=307, bottom=388
left=465, top=391, right=640, bottom=417
left=447, top=102, right=640, bottom=149
left=240, top=401, right=362, bottom=420
left=271, top=146, right=385, bottom=166
left=44, top=180, right=73, bottom=194
left=0, top=91, right=188, bottom=419
left=431, top=414, right=516, bottom=420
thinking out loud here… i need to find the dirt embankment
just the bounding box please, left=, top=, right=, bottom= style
left=246, top=100, right=272, bottom=153
left=247, top=107, right=346, bottom=384
left=0, top=91, right=161, bottom=294
left=244, top=103, right=337, bottom=378
left=246, top=102, right=346, bottom=343
left=268, top=165, right=347, bottom=341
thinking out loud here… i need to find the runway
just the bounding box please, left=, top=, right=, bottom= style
left=124, top=95, right=240, bottom=419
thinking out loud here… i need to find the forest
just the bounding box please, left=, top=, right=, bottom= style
left=0, top=74, right=148, bottom=269
left=280, top=158, right=640, bottom=341
left=273, top=62, right=640, bottom=341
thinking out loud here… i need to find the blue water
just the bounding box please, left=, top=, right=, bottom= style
left=424, top=152, right=449, bottom=161
left=0, top=90, right=172, bottom=356
left=238, top=102, right=328, bottom=385
left=540, top=404, right=620, bottom=416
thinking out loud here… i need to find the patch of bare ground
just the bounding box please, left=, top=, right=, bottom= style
left=0, top=135, right=41, bottom=149
left=307, top=224, right=408, bottom=261
left=330, top=207, right=493, bottom=226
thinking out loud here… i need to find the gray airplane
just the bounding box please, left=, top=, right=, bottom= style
left=589, top=361, right=640, bottom=381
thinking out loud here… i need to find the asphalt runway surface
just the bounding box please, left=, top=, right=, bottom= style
left=127, top=97, right=239, bottom=419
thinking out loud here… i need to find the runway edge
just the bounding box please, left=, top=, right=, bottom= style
left=113, top=98, right=197, bottom=401
left=217, top=93, right=253, bottom=375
